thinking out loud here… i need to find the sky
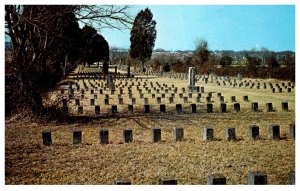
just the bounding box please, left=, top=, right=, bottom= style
left=99, top=5, right=295, bottom=51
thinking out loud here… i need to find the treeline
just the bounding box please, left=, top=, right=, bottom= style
left=5, top=5, right=132, bottom=116
left=145, top=42, right=295, bottom=82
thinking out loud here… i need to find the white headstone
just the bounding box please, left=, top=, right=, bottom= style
left=188, top=67, right=195, bottom=88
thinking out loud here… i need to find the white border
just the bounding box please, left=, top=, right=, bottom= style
left=1, top=1, right=298, bottom=191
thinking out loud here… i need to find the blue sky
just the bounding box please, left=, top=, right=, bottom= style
left=100, top=5, right=295, bottom=51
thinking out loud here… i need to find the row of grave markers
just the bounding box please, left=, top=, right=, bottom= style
left=42, top=123, right=295, bottom=146
left=63, top=102, right=291, bottom=115
left=114, top=171, right=295, bottom=185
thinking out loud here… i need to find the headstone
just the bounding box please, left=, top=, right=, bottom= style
left=152, top=128, right=161, bottom=143
left=190, top=104, right=196, bottom=113
left=176, top=104, right=182, bottom=113
left=231, top=96, right=236, bottom=102
left=288, top=171, right=295, bottom=185
left=226, top=128, right=236, bottom=140
left=90, top=99, right=95, bottom=106
left=131, top=98, right=136, bottom=105
left=206, top=97, right=211, bottom=103
left=144, top=98, right=149, bottom=105
left=219, top=96, right=224, bottom=103
left=237, top=73, right=242, bottom=81
left=144, top=105, right=150, bottom=113
left=157, top=97, right=161, bottom=104
left=243, top=96, right=249, bottom=102
left=252, top=102, right=258, bottom=112
left=207, top=103, right=213, bottom=113
left=95, top=105, right=100, bottom=115
left=73, top=130, right=82, bottom=144
left=78, top=106, right=83, bottom=115
left=42, top=130, right=52, bottom=146
left=115, top=178, right=131, bottom=185
left=75, top=99, right=80, bottom=106
left=160, top=104, right=166, bottom=113
left=119, top=98, right=123, bottom=104
left=266, top=103, right=274, bottom=112
left=112, top=105, right=118, bottom=114
left=188, top=67, right=196, bottom=91
left=269, top=124, right=280, bottom=139
left=183, top=97, right=188, bottom=103
left=249, top=125, right=259, bottom=140
left=281, top=102, right=288, bottom=111
left=248, top=172, right=267, bottom=185
left=123, top=128, right=133, bottom=143
left=128, top=104, right=133, bottom=113
left=159, top=176, right=177, bottom=185
left=104, top=98, right=109, bottom=105
left=207, top=174, right=226, bottom=185
left=99, top=129, right=109, bottom=144
left=220, top=103, right=227, bottom=113
left=233, top=103, right=240, bottom=112
left=174, top=127, right=184, bottom=141
left=203, top=127, right=214, bottom=141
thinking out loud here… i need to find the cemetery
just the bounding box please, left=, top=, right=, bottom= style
left=5, top=65, right=295, bottom=184
left=4, top=5, right=295, bottom=186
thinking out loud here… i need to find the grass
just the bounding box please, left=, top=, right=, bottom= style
left=5, top=68, right=295, bottom=185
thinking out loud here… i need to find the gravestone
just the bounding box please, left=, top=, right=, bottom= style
left=176, top=104, right=182, bottom=113
left=112, top=105, right=118, bottom=114
left=115, top=178, right=131, bottom=185
left=226, top=128, right=236, bottom=140
left=190, top=104, right=196, bottom=113
left=207, top=174, right=226, bottom=185
left=174, top=127, right=184, bottom=141
left=231, top=96, right=236, bottom=102
left=128, top=104, right=133, bottom=113
left=99, top=129, right=109, bottom=144
left=152, top=128, right=161, bottom=143
left=207, top=103, right=213, bottom=113
left=288, top=171, right=295, bottom=185
left=144, top=105, right=150, bottom=113
left=203, top=127, right=214, bottom=141
left=159, top=176, right=177, bottom=185
left=160, top=104, right=166, bottom=113
left=106, top=74, right=115, bottom=90
left=123, top=128, right=133, bottom=143
left=90, top=99, right=95, bottom=106
left=220, top=103, right=227, bottom=113
left=188, top=67, right=196, bottom=91
left=252, top=102, right=258, bottom=112
left=243, top=96, right=249, bottom=102
left=42, top=130, right=52, bottom=146
left=269, top=124, right=280, bottom=139
left=73, top=130, right=82, bottom=144
left=233, top=103, right=240, bottom=112
left=249, top=125, right=259, bottom=140
left=237, top=73, right=242, bottom=81
left=248, top=172, right=267, bottom=185
left=281, top=102, right=288, bottom=111
left=266, top=103, right=274, bottom=112
left=95, top=105, right=100, bottom=115
left=78, top=106, right=83, bottom=115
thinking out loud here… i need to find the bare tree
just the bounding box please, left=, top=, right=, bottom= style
left=76, top=5, right=134, bottom=30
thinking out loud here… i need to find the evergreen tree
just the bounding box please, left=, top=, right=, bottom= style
left=130, top=8, right=157, bottom=72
